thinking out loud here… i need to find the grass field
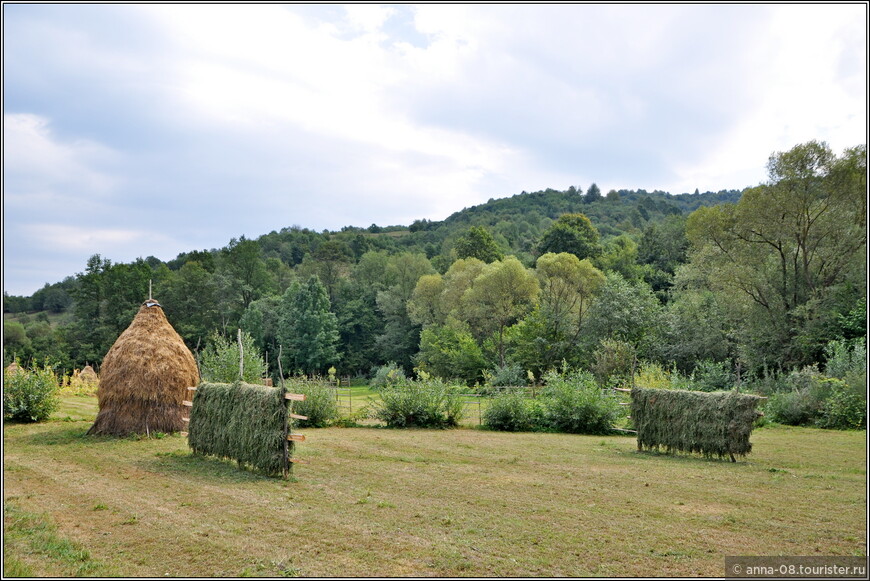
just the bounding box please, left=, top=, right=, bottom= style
left=3, top=395, right=866, bottom=577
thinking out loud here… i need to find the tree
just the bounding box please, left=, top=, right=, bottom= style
left=159, top=261, right=221, bottom=346
left=278, top=276, right=340, bottom=376
left=638, top=214, right=689, bottom=299
left=464, top=256, right=540, bottom=367
left=596, top=235, right=643, bottom=283
left=685, top=141, right=866, bottom=370
left=374, top=253, right=435, bottom=371
left=298, top=239, right=353, bottom=301
left=582, top=273, right=665, bottom=363
left=415, top=321, right=487, bottom=385
left=535, top=252, right=606, bottom=365
left=537, top=213, right=602, bottom=261
left=453, top=226, right=504, bottom=263
left=585, top=183, right=602, bottom=203
left=217, top=236, right=274, bottom=316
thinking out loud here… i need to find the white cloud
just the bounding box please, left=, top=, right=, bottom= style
left=20, top=224, right=173, bottom=254
left=3, top=113, right=120, bottom=203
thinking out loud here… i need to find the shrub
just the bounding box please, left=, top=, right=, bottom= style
left=3, top=362, right=60, bottom=422
left=824, top=338, right=866, bottom=380
left=199, top=331, right=267, bottom=384
left=369, top=362, right=406, bottom=391
left=483, top=391, right=543, bottom=432
left=484, top=363, right=527, bottom=387
left=541, top=370, right=621, bottom=435
left=692, top=359, right=734, bottom=392
left=766, top=389, right=820, bottom=426
left=371, top=379, right=464, bottom=428
left=634, top=361, right=672, bottom=390
left=764, top=366, right=833, bottom=426
left=287, top=381, right=339, bottom=428
left=817, top=380, right=866, bottom=430
left=591, top=339, right=636, bottom=385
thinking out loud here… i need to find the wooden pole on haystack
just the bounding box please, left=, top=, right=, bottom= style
left=278, top=344, right=291, bottom=478
left=237, top=329, right=244, bottom=381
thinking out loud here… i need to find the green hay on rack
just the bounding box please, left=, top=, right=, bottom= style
left=188, top=381, right=286, bottom=476
left=631, top=387, right=763, bottom=460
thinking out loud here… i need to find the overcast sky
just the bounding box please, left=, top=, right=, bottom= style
left=3, top=3, right=866, bottom=296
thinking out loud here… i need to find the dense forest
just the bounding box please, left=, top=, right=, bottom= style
left=4, top=141, right=866, bottom=394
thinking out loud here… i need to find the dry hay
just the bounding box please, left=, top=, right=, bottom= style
left=80, top=365, right=98, bottom=383
left=87, top=300, right=199, bottom=436
left=631, top=387, right=764, bottom=460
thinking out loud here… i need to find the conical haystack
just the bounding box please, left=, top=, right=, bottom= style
left=87, top=300, right=199, bottom=436
left=80, top=365, right=98, bottom=383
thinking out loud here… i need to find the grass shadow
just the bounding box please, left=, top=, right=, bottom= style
left=22, top=424, right=186, bottom=447
left=141, top=450, right=288, bottom=484
left=632, top=448, right=751, bottom=465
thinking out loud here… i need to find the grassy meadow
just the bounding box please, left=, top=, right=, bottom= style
left=3, top=395, right=866, bottom=577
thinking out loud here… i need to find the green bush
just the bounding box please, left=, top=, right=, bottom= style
left=199, top=331, right=267, bottom=384
left=591, top=339, right=636, bottom=385
left=485, top=363, right=527, bottom=387
left=766, top=389, right=820, bottom=426
left=817, top=380, right=866, bottom=430
left=287, top=381, right=339, bottom=428
left=541, top=370, right=621, bottom=435
left=3, top=362, right=60, bottom=422
left=369, top=362, right=406, bottom=391
left=765, top=367, right=833, bottom=426
left=692, top=359, right=734, bottom=392
left=483, top=391, right=543, bottom=432
left=371, top=379, right=464, bottom=428
left=824, top=338, right=866, bottom=380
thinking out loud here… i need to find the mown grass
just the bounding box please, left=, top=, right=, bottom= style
left=2, top=395, right=865, bottom=577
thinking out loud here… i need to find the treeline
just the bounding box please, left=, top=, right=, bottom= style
left=4, top=142, right=865, bottom=397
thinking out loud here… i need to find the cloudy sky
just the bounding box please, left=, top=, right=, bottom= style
left=3, top=3, right=866, bottom=296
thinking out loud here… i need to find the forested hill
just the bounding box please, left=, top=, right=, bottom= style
left=345, top=186, right=742, bottom=270
left=7, top=185, right=742, bottom=312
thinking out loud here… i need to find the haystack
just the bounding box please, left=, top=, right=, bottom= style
left=87, top=300, right=199, bottom=436
left=80, top=365, right=98, bottom=383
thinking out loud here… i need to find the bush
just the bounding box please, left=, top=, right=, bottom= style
left=485, top=363, right=527, bottom=387
left=371, top=379, right=464, bottom=428
left=764, top=366, right=833, bottom=426
left=541, top=370, right=621, bottom=435
left=3, top=362, right=60, bottom=422
left=766, top=389, right=820, bottom=426
left=591, top=339, right=636, bottom=385
left=692, top=359, right=734, bottom=392
left=369, top=362, right=406, bottom=391
left=288, top=381, right=340, bottom=428
left=483, top=391, right=543, bottom=432
left=199, top=331, right=267, bottom=384
left=824, top=338, right=866, bottom=380
left=817, top=380, right=866, bottom=430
